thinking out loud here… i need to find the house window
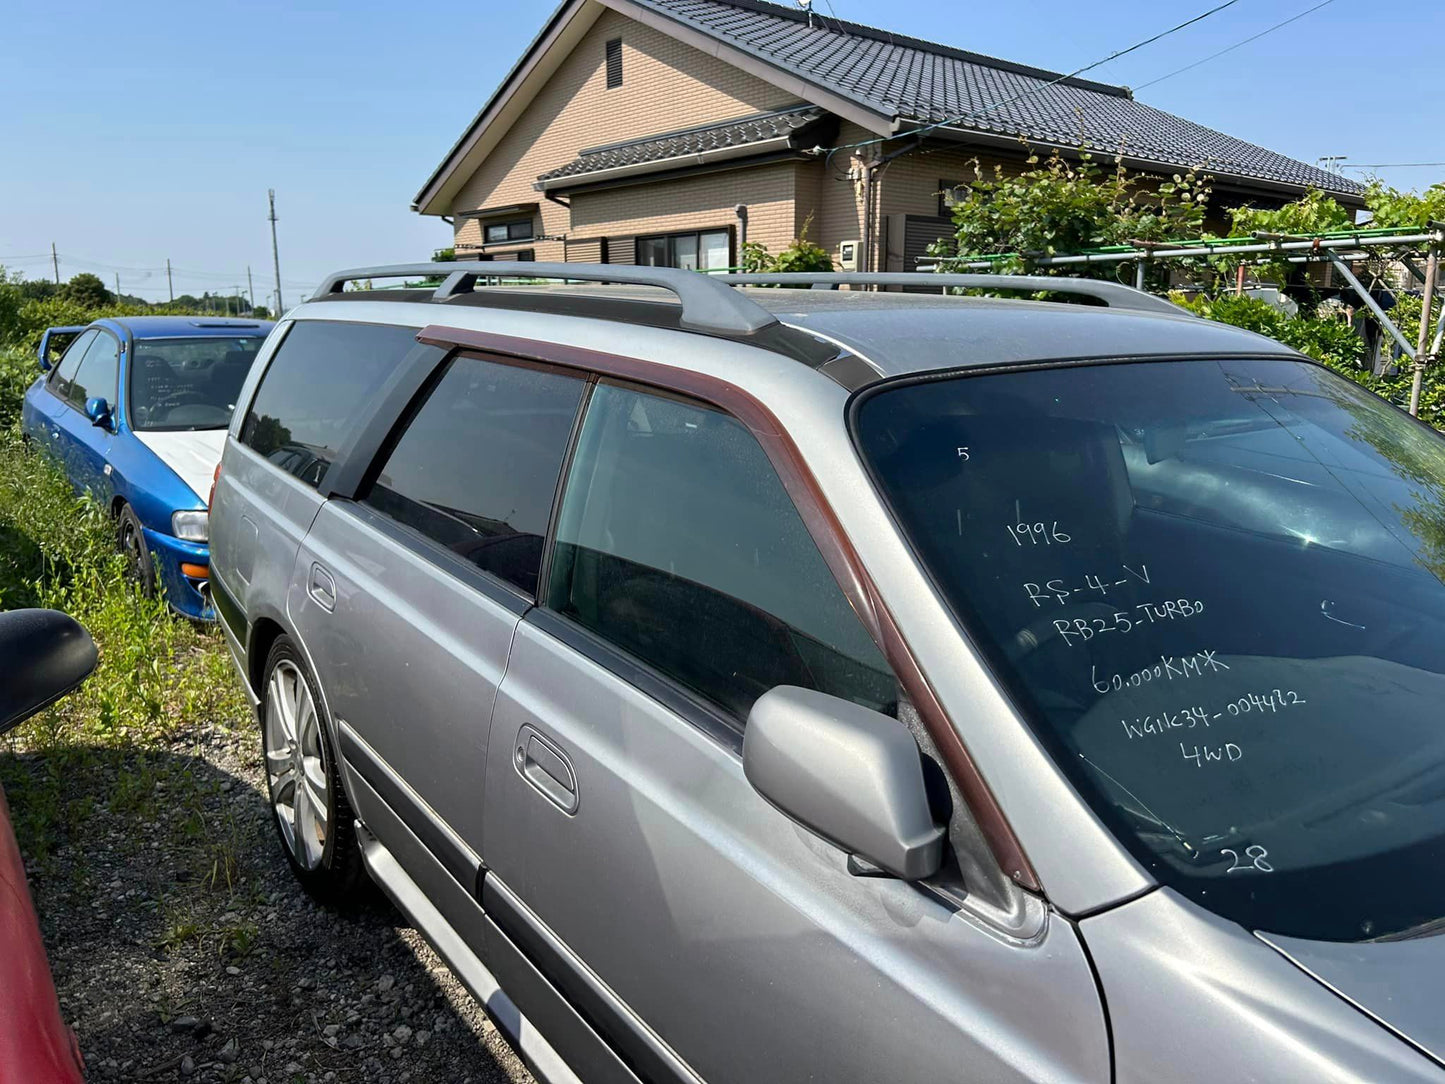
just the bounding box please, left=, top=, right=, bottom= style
left=636, top=229, right=731, bottom=271
left=484, top=219, right=535, bottom=244
left=938, top=179, right=969, bottom=219
left=606, top=38, right=622, bottom=89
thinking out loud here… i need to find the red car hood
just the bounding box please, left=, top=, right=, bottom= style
left=0, top=786, right=84, bottom=1083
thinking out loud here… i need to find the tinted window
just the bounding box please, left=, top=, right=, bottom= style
left=364, top=355, right=586, bottom=595
left=68, top=332, right=120, bottom=407
left=548, top=383, right=895, bottom=721
left=129, top=336, right=265, bottom=431
left=49, top=329, right=96, bottom=397
left=240, top=321, right=418, bottom=488
left=855, top=358, right=1445, bottom=941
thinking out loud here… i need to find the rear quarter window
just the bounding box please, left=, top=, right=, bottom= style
left=239, top=321, right=419, bottom=487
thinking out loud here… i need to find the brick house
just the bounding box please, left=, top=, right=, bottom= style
left=412, top=0, right=1365, bottom=273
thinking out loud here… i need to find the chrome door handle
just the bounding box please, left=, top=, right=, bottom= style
left=308, top=563, right=337, bottom=612
left=514, top=724, right=578, bottom=814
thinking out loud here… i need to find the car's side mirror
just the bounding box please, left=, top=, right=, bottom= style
left=0, top=610, right=98, bottom=737
left=84, top=397, right=113, bottom=430
left=744, top=686, right=945, bottom=881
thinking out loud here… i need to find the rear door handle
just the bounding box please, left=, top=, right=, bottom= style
left=515, top=724, right=578, bottom=814
left=308, top=563, right=336, bottom=612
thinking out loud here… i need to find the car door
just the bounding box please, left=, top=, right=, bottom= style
left=482, top=380, right=1110, bottom=1084
left=290, top=347, right=588, bottom=933
left=58, top=329, right=121, bottom=498
left=27, top=328, right=96, bottom=457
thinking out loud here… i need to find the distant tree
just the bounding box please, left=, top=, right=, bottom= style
left=61, top=272, right=112, bottom=308
left=252, top=305, right=272, bottom=319
left=17, top=279, right=59, bottom=302
left=433, top=247, right=456, bottom=262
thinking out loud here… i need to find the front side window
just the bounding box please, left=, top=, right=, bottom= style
left=240, top=322, right=418, bottom=487
left=48, top=329, right=97, bottom=397
left=68, top=331, right=120, bottom=408
left=636, top=230, right=731, bottom=272
left=548, top=383, right=895, bottom=722
left=364, top=355, right=587, bottom=595
left=129, top=336, right=266, bottom=431
left=854, top=357, right=1445, bottom=941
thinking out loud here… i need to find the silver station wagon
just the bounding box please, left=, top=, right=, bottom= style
left=210, top=264, right=1445, bottom=1083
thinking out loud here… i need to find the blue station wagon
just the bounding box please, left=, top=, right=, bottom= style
left=21, top=316, right=274, bottom=618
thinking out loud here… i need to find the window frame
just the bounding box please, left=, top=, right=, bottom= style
left=236, top=318, right=426, bottom=491
left=635, top=227, right=734, bottom=271
left=46, top=328, right=98, bottom=401
left=352, top=349, right=594, bottom=604
left=66, top=328, right=121, bottom=409
left=483, top=219, right=536, bottom=245
left=410, top=322, right=1037, bottom=891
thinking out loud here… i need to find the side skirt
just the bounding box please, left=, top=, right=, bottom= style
left=356, top=822, right=587, bottom=1084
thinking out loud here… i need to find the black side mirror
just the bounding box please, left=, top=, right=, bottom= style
left=0, top=610, right=98, bottom=737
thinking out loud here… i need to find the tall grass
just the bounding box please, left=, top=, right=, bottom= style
left=0, top=345, right=247, bottom=858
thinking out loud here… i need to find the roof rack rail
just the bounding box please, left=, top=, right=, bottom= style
left=717, top=272, right=1184, bottom=316
left=311, top=262, right=780, bottom=336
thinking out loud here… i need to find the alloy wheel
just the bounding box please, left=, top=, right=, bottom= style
left=263, top=660, right=330, bottom=871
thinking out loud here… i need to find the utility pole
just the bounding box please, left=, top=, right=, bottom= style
left=166, top=259, right=174, bottom=302
left=114, top=273, right=120, bottom=298
left=247, top=266, right=255, bottom=312
left=51, top=243, right=59, bottom=284
left=268, top=189, right=283, bottom=315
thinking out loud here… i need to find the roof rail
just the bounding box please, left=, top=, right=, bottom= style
left=718, top=272, right=1185, bottom=316
left=310, top=262, right=780, bottom=336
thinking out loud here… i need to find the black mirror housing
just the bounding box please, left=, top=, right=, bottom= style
left=744, top=686, right=945, bottom=880
left=0, top=610, right=98, bottom=737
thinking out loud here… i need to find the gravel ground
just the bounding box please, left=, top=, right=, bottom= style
left=5, top=720, right=536, bottom=1084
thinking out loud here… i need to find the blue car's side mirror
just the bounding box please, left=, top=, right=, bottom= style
left=84, top=397, right=113, bottom=429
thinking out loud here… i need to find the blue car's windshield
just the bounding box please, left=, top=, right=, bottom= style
left=853, top=357, right=1445, bottom=942
left=129, top=337, right=264, bottom=431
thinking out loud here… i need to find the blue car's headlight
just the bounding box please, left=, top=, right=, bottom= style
left=171, top=510, right=209, bottom=543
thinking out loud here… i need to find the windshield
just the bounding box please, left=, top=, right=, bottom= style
left=128, top=337, right=264, bottom=431
left=853, top=357, right=1445, bottom=942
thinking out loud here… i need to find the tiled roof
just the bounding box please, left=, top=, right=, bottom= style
left=536, top=104, right=830, bottom=184
left=626, top=0, right=1365, bottom=198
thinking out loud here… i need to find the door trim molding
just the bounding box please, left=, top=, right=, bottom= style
left=482, top=871, right=705, bottom=1084
left=337, top=720, right=482, bottom=891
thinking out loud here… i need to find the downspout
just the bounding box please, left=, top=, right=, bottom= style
left=862, top=138, right=923, bottom=278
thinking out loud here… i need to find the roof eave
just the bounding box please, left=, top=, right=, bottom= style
left=412, top=0, right=596, bottom=215
left=535, top=135, right=799, bottom=191
left=597, top=0, right=894, bottom=138
left=927, top=124, right=1368, bottom=207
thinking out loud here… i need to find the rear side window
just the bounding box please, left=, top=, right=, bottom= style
left=68, top=332, right=120, bottom=407
left=547, top=382, right=896, bottom=721
left=363, top=355, right=587, bottom=596
left=240, top=321, right=418, bottom=487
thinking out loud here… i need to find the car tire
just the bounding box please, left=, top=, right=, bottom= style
left=259, top=636, right=367, bottom=905
left=116, top=504, right=157, bottom=596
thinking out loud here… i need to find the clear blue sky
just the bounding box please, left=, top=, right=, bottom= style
left=0, top=0, right=1436, bottom=307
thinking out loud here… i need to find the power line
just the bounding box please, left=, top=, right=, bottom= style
left=1133, top=0, right=1336, bottom=91
left=1343, top=162, right=1445, bottom=170
left=826, top=0, right=1245, bottom=164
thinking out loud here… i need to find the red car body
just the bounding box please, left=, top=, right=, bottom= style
left=0, top=785, right=83, bottom=1083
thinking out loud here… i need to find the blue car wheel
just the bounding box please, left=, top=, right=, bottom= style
left=117, top=504, right=157, bottom=596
